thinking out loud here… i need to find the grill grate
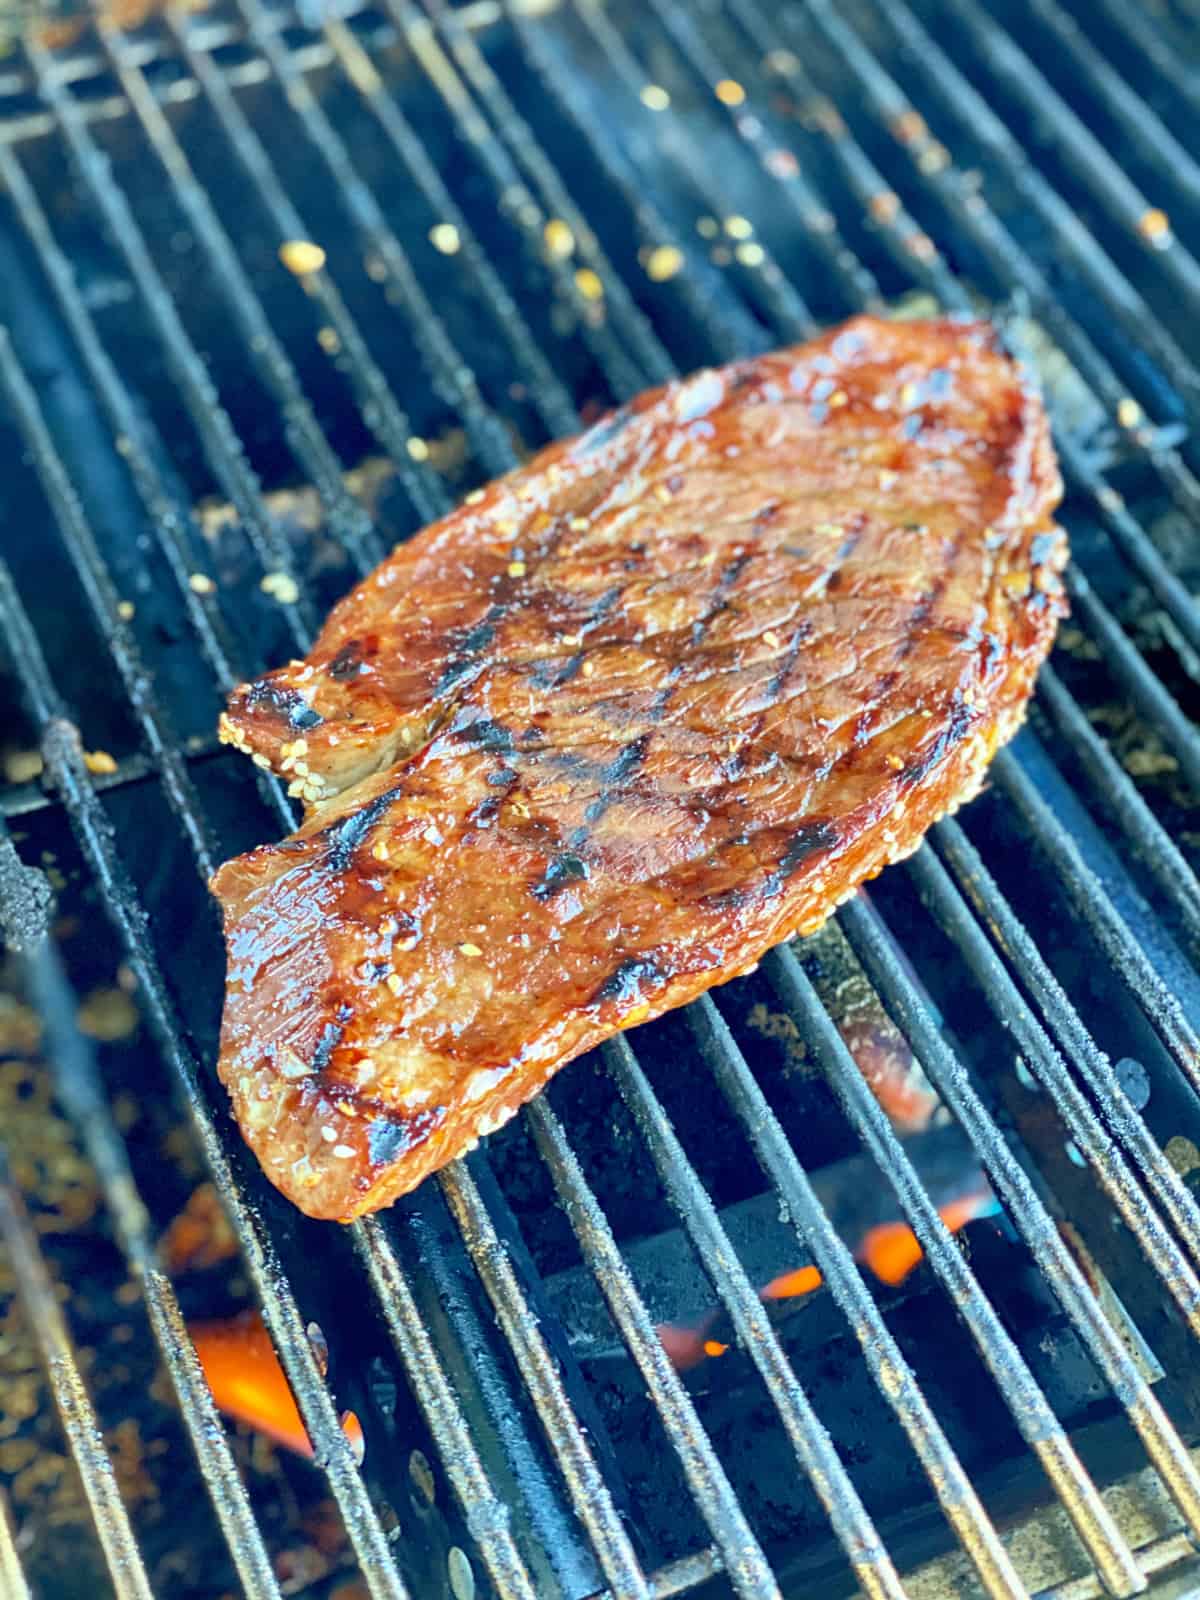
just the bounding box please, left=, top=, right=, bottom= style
left=1, top=1, right=1200, bottom=1596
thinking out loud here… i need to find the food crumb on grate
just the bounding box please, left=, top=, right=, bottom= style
left=278, top=239, right=327, bottom=276
left=82, top=749, right=118, bottom=775
left=260, top=572, right=301, bottom=606
left=643, top=244, right=684, bottom=282
left=428, top=223, right=461, bottom=256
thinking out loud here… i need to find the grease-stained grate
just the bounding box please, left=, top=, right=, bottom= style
left=1, top=1, right=1200, bottom=1596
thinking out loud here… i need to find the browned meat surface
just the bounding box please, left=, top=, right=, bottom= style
left=211, top=316, right=1065, bottom=1221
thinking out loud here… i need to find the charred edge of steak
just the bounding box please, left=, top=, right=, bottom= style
left=244, top=679, right=325, bottom=731
left=594, top=956, right=664, bottom=1008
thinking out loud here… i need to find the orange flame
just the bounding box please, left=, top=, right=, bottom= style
left=190, top=1312, right=364, bottom=1462
left=762, top=1263, right=823, bottom=1301
left=858, top=1190, right=989, bottom=1287
left=657, top=1187, right=994, bottom=1368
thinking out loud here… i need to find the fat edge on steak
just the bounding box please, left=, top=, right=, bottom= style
left=211, top=316, right=1066, bottom=1220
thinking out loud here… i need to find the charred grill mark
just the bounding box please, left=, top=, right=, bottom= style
left=707, top=820, right=839, bottom=911
left=595, top=956, right=662, bottom=1006
left=452, top=716, right=517, bottom=755
left=327, top=641, right=365, bottom=680
left=312, top=1012, right=349, bottom=1075
left=767, top=617, right=814, bottom=699
left=531, top=852, right=590, bottom=901
left=437, top=617, right=498, bottom=695
left=326, top=785, right=402, bottom=872
left=530, top=735, right=651, bottom=898
left=246, top=679, right=324, bottom=730
left=902, top=695, right=975, bottom=785
left=367, top=1115, right=414, bottom=1168
left=584, top=734, right=651, bottom=824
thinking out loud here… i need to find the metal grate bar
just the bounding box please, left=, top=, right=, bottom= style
left=436, top=1158, right=652, bottom=1599
left=602, top=1035, right=909, bottom=1600
left=763, top=945, right=1144, bottom=1599
left=684, top=994, right=1028, bottom=1600
left=319, top=16, right=580, bottom=441
left=0, top=827, right=283, bottom=1600
left=0, top=1489, right=31, bottom=1600
left=0, top=101, right=693, bottom=1592
left=565, top=0, right=1200, bottom=1026
left=0, top=563, right=410, bottom=1599
left=837, top=0, right=1200, bottom=422
left=22, top=33, right=319, bottom=649
left=904, top=840, right=1200, bottom=1333
left=163, top=5, right=449, bottom=527
left=410, top=0, right=678, bottom=392
left=1017, top=0, right=1200, bottom=211
left=488, top=0, right=761, bottom=368
left=600, top=1546, right=725, bottom=1600
left=1055, top=439, right=1200, bottom=664
left=231, top=0, right=518, bottom=480
left=95, top=17, right=382, bottom=569
left=523, top=1095, right=780, bottom=1600
left=630, top=0, right=885, bottom=315
left=0, top=328, right=222, bottom=879
left=1061, top=569, right=1200, bottom=796
left=0, top=1153, right=154, bottom=1600
left=1077, top=0, right=1200, bottom=120
left=353, top=1215, right=542, bottom=1600
left=1035, top=665, right=1200, bottom=954
left=990, top=748, right=1200, bottom=1089
left=563, top=0, right=816, bottom=340
left=933, top=814, right=1200, bottom=1279
left=0, top=137, right=249, bottom=694
left=939, top=0, right=1200, bottom=307
left=836, top=893, right=1200, bottom=1544
left=327, top=2, right=667, bottom=420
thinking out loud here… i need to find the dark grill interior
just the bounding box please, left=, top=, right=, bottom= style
left=1, top=1, right=1200, bottom=1596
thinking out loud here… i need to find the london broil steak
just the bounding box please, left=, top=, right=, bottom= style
left=211, top=316, right=1066, bottom=1220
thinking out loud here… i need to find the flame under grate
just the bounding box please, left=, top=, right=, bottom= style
left=1, top=1, right=1200, bottom=1597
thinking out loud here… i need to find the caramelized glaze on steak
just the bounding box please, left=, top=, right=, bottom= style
left=212, top=316, right=1065, bottom=1220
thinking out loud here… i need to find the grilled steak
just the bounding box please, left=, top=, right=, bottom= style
left=212, top=316, right=1065, bottom=1220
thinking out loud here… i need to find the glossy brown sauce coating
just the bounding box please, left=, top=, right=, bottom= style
left=212, top=316, right=1065, bottom=1220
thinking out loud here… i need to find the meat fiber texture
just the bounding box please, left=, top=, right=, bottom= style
left=212, top=316, right=1066, bottom=1220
